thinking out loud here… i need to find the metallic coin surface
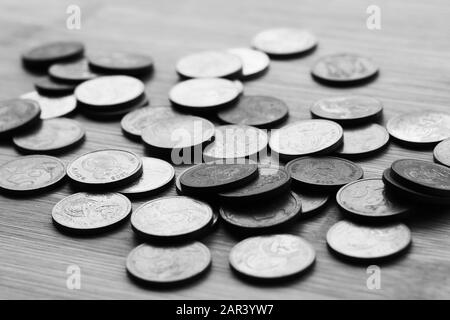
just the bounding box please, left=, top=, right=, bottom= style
left=252, top=28, right=317, bottom=56
left=217, top=95, right=288, bottom=128
left=88, top=52, right=153, bottom=75
left=0, top=99, right=40, bottom=137
left=220, top=192, right=301, bottom=229
left=52, top=192, right=131, bottom=231
left=387, top=111, right=450, bottom=145
left=327, top=220, right=411, bottom=260
left=119, top=157, right=174, bottom=196
left=269, top=120, right=343, bottom=159
left=131, top=196, right=213, bottom=239
left=293, top=191, right=329, bottom=214
left=21, top=91, right=76, bottom=119
left=67, top=149, right=142, bottom=187
left=22, top=41, right=84, bottom=67
left=336, top=124, right=389, bottom=157
left=227, top=48, right=270, bottom=78
left=203, top=125, right=268, bottom=160
left=229, top=234, right=315, bottom=279
left=126, top=242, right=211, bottom=284
left=434, top=139, right=450, bottom=167
left=49, top=59, right=98, bottom=83
left=169, top=78, right=240, bottom=110
left=0, top=155, right=65, bottom=193
left=336, top=178, right=409, bottom=219
left=310, top=96, right=383, bottom=124
left=34, top=78, right=76, bottom=95
left=286, top=156, right=363, bottom=190
left=176, top=51, right=242, bottom=79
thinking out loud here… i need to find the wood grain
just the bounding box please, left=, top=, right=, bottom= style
left=1, top=0, right=450, bottom=299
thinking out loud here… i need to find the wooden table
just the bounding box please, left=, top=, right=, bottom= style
left=1, top=0, right=449, bottom=299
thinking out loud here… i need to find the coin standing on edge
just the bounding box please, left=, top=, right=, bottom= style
left=336, top=124, right=389, bottom=157
left=21, top=91, right=77, bottom=119
left=88, top=51, right=154, bottom=76
left=0, top=99, right=41, bottom=138
left=227, top=48, right=270, bottom=79
left=434, top=139, right=450, bottom=167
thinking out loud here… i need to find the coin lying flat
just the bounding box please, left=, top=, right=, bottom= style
left=176, top=51, right=242, bottom=79
left=119, top=157, right=174, bottom=196
left=286, top=156, right=363, bottom=191
left=126, top=242, right=211, bottom=284
left=169, top=78, right=240, bottom=111
left=336, top=124, right=389, bottom=157
left=203, top=125, right=268, bottom=161
left=131, top=196, right=213, bottom=241
left=49, top=59, right=99, bottom=84
left=269, top=120, right=343, bottom=159
left=52, top=192, right=131, bottom=233
left=311, top=53, right=378, bottom=86
left=13, top=118, right=85, bottom=154
left=22, top=41, right=84, bottom=70
left=326, top=220, right=411, bottom=260
left=21, top=91, right=77, bottom=119
left=434, top=139, right=450, bottom=167
left=252, top=28, right=317, bottom=57
left=293, top=191, right=329, bottom=215
left=67, top=149, right=142, bottom=189
left=227, top=48, right=270, bottom=79
left=0, top=155, right=65, bottom=194
left=88, top=52, right=153, bottom=75
left=310, top=96, right=383, bottom=125
left=80, top=94, right=149, bottom=119
left=35, top=77, right=76, bottom=96
left=217, top=95, right=289, bottom=128
left=0, top=99, right=40, bottom=138
left=387, top=111, right=450, bottom=146
left=336, top=178, right=409, bottom=220
left=229, top=234, right=315, bottom=279
left=220, top=192, right=301, bottom=230
left=391, top=159, right=450, bottom=197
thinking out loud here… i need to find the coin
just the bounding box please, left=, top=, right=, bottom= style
left=80, top=94, right=149, bottom=119
left=234, top=80, right=244, bottom=95
left=336, top=124, right=389, bottom=157
left=269, top=120, right=343, bottom=159
left=67, top=149, right=143, bottom=189
left=310, top=96, right=383, bottom=125
left=22, top=41, right=84, bottom=70
left=391, top=159, right=450, bottom=197
left=387, top=111, right=450, bottom=146
left=88, top=51, right=153, bottom=75
left=311, top=53, right=378, bottom=86
left=179, top=162, right=258, bottom=194
left=220, top=192, right=301, bottom=230
left=169, top=78, right=240, bottom=111
left=126, top=242, right=211, bottom=284
left=293, top=191, right=329, bottom=215
left=252, top=28, right=317, bottom=57
left=229, top=234, right=315, bottom=279
left=227, top=48, right=270, bottom=79
left=336, top=178, right=409, bottom=220
left=52, top=192, right=131, bottom=233
left=49, top=59, right=99, bottom=84
left=131, top=196, right=213, bottom=241
left=286, top=156, right=363, bottom=191
left=13, top=118, right=85, bottom=154
left=434, top=139, right=450, bottom=167
left=0, top=155, right=65, bottom=194
left=203, top=125, right=268, bottom=161
left=21, top=91, right=77, bottom=119
left=326, top=220, right=411, bottom=260
left=217, top=95, right=289, bottom=128
left=176, top=51, right=242, bottom=79
left=34, top=78, right=76, bottom=96
left=0, top=99, right=41, bottom=138
left=219, top=165, right=290, bottom=201
left=119, top=157, right=174, bottom=196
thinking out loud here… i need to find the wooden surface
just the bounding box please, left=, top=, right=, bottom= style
left=1, top=0, right=450, bottom=299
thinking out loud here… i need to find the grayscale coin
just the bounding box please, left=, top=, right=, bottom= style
left=387, top=111, right=450, bottom=146
left=336, top=124, right=389, bottom=157
left=310, top=96, right=383, bottom=125
left=434, top=139, right=450, bottom=167
left=252, top=28, right=317, bottom=57
left=49, top=59, right=99, bottom=84
left=0, top=99, right=41, bottom=137
left=269, top=120, right=343, bottom=159
left=311, top=53, right=378, bottom=86
left=81, top=95, right=149, bottom=119
left=13, top=118, right=85, bottom=154
left=126, top=242, right=211, bottom=284
left=34, top=78, right=76, bottom=96
left=217, top=95, right=288, bottom=128
left=0, top=155, right=65, bottom=194
left=88, top=51, right=153, bottom=75
left=234, top=80, right=244, bottom=95
left=176, top=50, right=242, bottom=79
left=131, top=196, right=213, bottom=240
left=336, top=178, right=409, bottom=220
left=22, top=41, right=84, bottom=70
left=293, top=191, right=329, bottom=215
left=327, top=220, right=411, bottom=260
left=52, top=192, right=131, bottom=233
left=227, top=48, right=270, bottom=79
left=229, top=234, right=315, bottom=279
left=21, top=91, right=76, bottom=119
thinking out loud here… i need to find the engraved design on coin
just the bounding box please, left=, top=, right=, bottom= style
left=337, top=124, right=389, bottom=155
left=311, top=96, right=382, bottom=122
left=121, top=107, right=180, bottom=137
left=392, top=159, right=450, bottom=190
left=21, top=91, right=76, bottom=119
